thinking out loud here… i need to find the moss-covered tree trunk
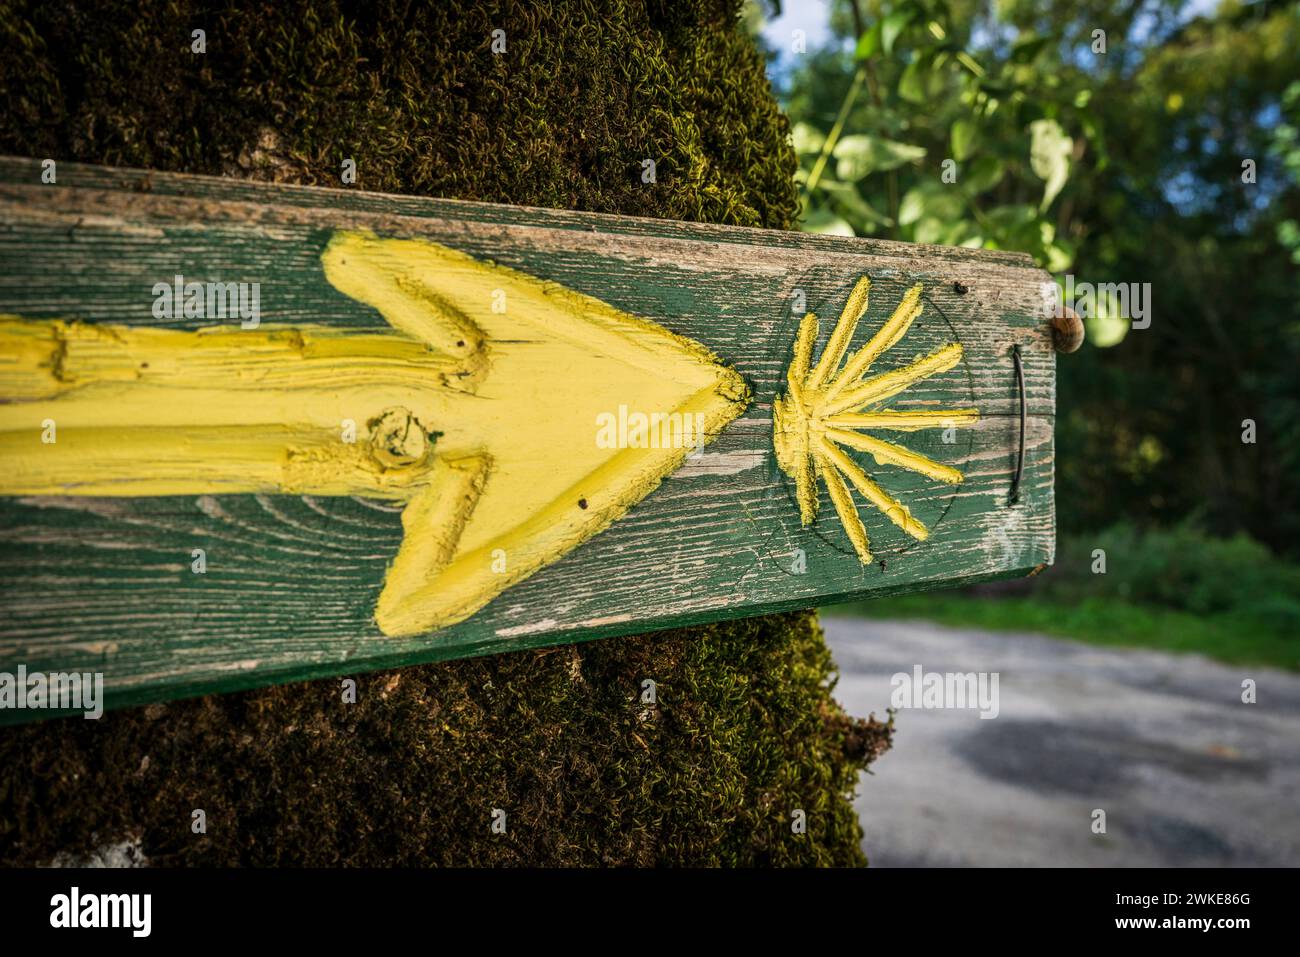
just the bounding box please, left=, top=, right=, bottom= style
left=0, top=0, right=891, bottom=866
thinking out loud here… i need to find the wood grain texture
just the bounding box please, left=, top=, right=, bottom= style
left=0, top=158, right=1056, bottom=720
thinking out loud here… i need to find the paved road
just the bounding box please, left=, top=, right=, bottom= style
left=823, top=617, right=1300, bottom=867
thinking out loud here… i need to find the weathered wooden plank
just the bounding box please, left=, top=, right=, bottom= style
left=0, top=158, right=1056, bottom=720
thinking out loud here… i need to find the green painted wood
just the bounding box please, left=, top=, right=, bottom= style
left=0, top=158, right=1056, bottom=721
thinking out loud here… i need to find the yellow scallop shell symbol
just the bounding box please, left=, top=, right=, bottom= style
left=773, top=278, right=980, bottom=563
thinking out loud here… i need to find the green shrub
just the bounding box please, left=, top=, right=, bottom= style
left=1047, top=522, right=1300, bottom=618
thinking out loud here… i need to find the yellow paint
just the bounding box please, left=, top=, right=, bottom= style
left=824, top=409, right=979, bottom=431
left=824, top=428, right=964, bottom=485
left=773, top=279, right=978, bottom=564
left=814, top=454, right=870, bottom=563
left=821, top=342, right=964, bottom=418
left=0, top=230, right=750, bottom=636
left=822, top=284, right=922, bottom=403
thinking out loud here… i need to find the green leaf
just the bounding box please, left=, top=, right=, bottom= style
left=1029, top=118, right=1072, bottom=211
left=802, top=206, right=855, bottom=237
left=1087, top=290, right=1129, bottom=348
left=791, top=122, right=827, bottom=157
left=1277, top=218, right=1300, bottom=252
left=985, top=204, right=1039, bottom=229
left=898, top=182, right=965, bottom=226
left=898, top=188, right=925, bottom=226
left=820, top=179, right=892, bottom=228
left=941, top=219, right=980, bottom=246
left=834, top=134, right=927, bottom=180
left=913, top=216, right=946, bottom=245
left=1010, top=34, right=1049, bottom=64
left=898, top=58, right=926, bottom=103
left=951, top=118, right=977, bottom=162
left=911, top=216, right=974, bottom=248
left=855, top=23, right=881, bottom=60
left=1045, top=240, right=1074, bottom=272
left=963, top=156, right=1005, bottom=194
left=898, top=55, right=944, bottom=104
left=880, top=9, right=914, bottom=55
left=982, top=203, right=1048, bottom=258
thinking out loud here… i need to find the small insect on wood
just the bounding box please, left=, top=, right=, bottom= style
left=0, top=158, right=1071, bottom=721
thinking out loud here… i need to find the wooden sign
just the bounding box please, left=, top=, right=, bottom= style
left=0, top=157, right=1064, bottom=719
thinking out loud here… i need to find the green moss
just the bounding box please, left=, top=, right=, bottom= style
left=0, top=0, right=799, bottom=228
left=0, top=0, right=889, bottom=866
left=3, top=612, right=890, bottom=866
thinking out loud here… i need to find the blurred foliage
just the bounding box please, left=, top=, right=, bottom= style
left=780, top=0, right=1099, bottom=267
left=1047, top=523, right=1300, bottom=626
left=754, top=0, right=1300, bottom=555
left=1271, top=80, right=1300, bottom=263
left=830, top=522, right=1300, bottom=668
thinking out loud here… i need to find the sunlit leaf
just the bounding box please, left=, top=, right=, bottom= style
left=791, top=121, right=827, bottom=156
left=1087, top=289, right=1129, bottom=348
left=952, top=118, right=977, bottom=161
left=855, top=23, right=881, bottom=60
left=803, top=206, right=855, bottom=236
left=881, top=9, right=914, bottom=55
left=899, top=182, right=965, bottom=226
left=898, top=188, right=925, bottom=226
left=820, top=179, right=892, bottom=228
left=1029, top=118, right=1072, bottom=210
left=911, top=215, right=976, bottom=248
left=1045, top=240, right=1074, bottom=272
left=913, top=216, right=945, bottom=244
left=834, top=134, right=927, bottom=180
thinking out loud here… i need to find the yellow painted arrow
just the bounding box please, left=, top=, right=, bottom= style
left=0, top=231, right=750, bottom=636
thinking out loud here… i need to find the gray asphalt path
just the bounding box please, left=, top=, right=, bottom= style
left=823, top=617, right=1300, bottom=867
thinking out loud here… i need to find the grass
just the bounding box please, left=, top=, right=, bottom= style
left=822, top=593, right=1300, bottom=672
